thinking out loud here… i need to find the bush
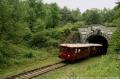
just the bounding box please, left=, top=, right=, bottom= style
left=72, top=21, right=85, bottom=30
left=28, top=22, right=83, bottom=48
left=112, top=18, right=120, bottom=27
left=104, top=23, right=117, bottom=27
left=109, top=27, right=120, bottom=54
left=29, top=31, right=48, bottom=48
left=24, top=52, right=34, bottom=58
left=46, top=38, right=59, bottom=47
left=0, top=40, right=18, bottom=67
left=0, top=53, right=9, bottom=67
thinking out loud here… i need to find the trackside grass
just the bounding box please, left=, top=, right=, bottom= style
left=0, top=43, right=61, bottom=79
left=0, top=57, right=61, bottom=79
left=35, top=55, right=120, bottom=79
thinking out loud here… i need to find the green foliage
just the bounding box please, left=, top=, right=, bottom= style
left=60, top=7, right=72, bottom=25
left=60, top=7, right=81, bottom=25
left=33, top=18, right=46, bottom=32
left=109, top=5, right=120, bottom=54
left=0, top=40, right=20, bottom=67
left=101, top=8, right=115, bottom=23
left=71, top=8, right=82, bottom=22
left=49, top=3, right=61, bottom=28
left=29, top=31, right=48, bottom=48
left=24, top=52, right=34, bottom=58
left=110, top=27, right=120, bottom=54
left=36, top=55, right=120, bottom=79
left=46, top=38, right=59, bottom=47
left=0, top=53, right=8, bottom=67
left=44, top=3, right=61, bottom=28
left=0, top=0, right=82, bottom=47
left=112, top=18, right=120, bottom=27
left=0, top=0, right=32, bottom=44
left=0, top=39, right=53, bottom=68
left=82, top=56, right=120, bottom=77
left=83, top=9, right=103, bottom=24
left=104, top=22, right=117, bottom=27
left=114, top=7, right=120, bottom=19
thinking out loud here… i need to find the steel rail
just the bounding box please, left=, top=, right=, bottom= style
left=5, top=61, right=67, bottom=79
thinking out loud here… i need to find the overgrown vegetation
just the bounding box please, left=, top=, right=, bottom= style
left=109, top=5, right=120, bottom=54
left=109, top=27, right=120, bottom=54
left=35, top=55, right=120, bottom=79
left=0, top=0, right=83, bottom=68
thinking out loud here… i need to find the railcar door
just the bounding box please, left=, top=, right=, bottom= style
left=80, top=47, right=90, bottom=58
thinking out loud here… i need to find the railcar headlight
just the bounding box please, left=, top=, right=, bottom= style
left=68, top=55, right=70, bottom=57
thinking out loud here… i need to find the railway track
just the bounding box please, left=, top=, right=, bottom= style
left=5, top=61, right=67, bottom=79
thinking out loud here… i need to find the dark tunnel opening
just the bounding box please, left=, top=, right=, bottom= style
left=86, top=35, right=108, bottom=54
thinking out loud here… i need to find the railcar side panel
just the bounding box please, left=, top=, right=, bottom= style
left=59, top=44, right=103, bottom=62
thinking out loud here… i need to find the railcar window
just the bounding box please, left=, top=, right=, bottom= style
left=74, top=48, right=81, bottom=53
left=75, top=48, right=78, bottom=53
left=78, top=49, right=81, bottom=53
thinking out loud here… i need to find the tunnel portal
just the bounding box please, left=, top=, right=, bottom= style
left=78, top=25, right=117, bottom=55
left=86, top=35, right=108, bottom=54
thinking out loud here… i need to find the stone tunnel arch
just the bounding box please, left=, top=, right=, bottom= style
left=86, top=35, right=108, bottom=54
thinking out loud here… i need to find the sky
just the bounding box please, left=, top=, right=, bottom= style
left=43, top=0, right=117, bottom=13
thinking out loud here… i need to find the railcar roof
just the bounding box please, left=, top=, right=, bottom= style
left=60, top=43, right=102, bottom=48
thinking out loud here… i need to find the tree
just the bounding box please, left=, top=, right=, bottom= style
left=60, top=7, right=73, bottom=24
left=71, top=8, right=82, bottom=22
left=101, top=8, right=115, bottom=23
left=26, top=0, right=37, bottom=32
left=0, top=0, right=32, bottom=43
left=45, top=3, right=60, bottom=28
left=112, top=5, right=120, bottom=27
left=110, top=27, right=120, bottom=54
left=82, top=9, right=103, bottom=24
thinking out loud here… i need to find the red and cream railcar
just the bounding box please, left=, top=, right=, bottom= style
left=59, top=44, right=102, bottom=62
